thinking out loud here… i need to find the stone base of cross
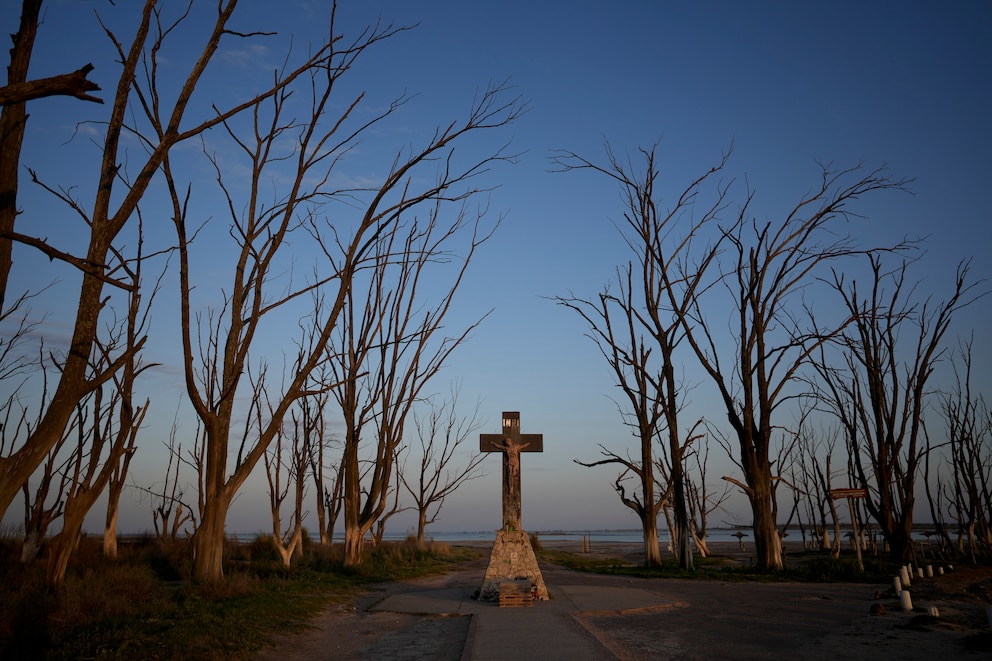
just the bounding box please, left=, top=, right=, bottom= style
left=478, top=528, right=549, bottom=603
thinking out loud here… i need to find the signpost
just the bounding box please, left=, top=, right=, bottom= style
left=831, top=487, right=867, bottom=571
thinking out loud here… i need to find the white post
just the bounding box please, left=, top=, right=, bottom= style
left=900, top=565, right=911, bottom=587
left=917, top=567, right=924, bottom=579
left=900, top=590, right=913, bottom=611
left=925, top=565, right=933, bottom=577
left=893, top=576, right=902, bottom=594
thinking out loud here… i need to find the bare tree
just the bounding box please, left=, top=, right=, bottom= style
left=330, top=197, right=500, bottom=565
left=818, top=256, right=978, bottom=562
left=684, top=437, right=731, bottom=557
left=46, top=259, right=152, bottom=587
left=102, top=421, right=138, bottom=561
left=400, top=386, right=486, bottom=545
left=0, top=0, right=339, bottom=521
left=553, top=144, right=725, bottom=569
left=19, top=432, right=65, bottom=563
left=793, top=419, right=843, bottom=555
left=677, top=161, right=905, bottom=571
left=46, top=392, right=148, bottom=588
left=261, top=390, right=310, bottom=567
left=562, top=268, right=669, bottom=567
left=160, top=9, right=518, bottom=575
left=298, top=372, right=340, bottom=547
left=373, top=445, right=410, bottom=545
left=933, top=339, right=991, bottom=560
left=149, top=421, right=194, bottom=548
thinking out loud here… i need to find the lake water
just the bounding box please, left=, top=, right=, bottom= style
left=377, top=526, right=940, bottom=545
left=222, top=526, right=938, bottom=545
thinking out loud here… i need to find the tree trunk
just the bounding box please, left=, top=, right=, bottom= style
left=750, top=481, right=783, bottom=571
left=416, top=508, right=427, bottom=546
left=344, top=519, right=364, bottom=566
left=885, top=527, right=914, bottom=564
left=342, top=436, right=364, bottom=566
left=103, top=505, right=119, bottom=560
left=47, top=498, right=90, bottom=588
left=274, top=527, right=302, bottom=568
left=691, top=531, right=710, bottom=557
left=193, top=493, right=230, bottom=581
left=314, top=487, right=328, bottom=545
left=641, top=514, right=662, bottom=567
left=672, top=479, right=694, bottom=570
left=20, top=531, right=41, bottom=563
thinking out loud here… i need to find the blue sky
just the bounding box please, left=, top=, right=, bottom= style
left=3, top=1, right=990, bottom=537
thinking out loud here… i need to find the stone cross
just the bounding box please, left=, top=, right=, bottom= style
left=480, top=411, right=543, bottom=530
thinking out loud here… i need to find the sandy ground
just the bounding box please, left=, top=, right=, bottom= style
left=256, top=540, right=992, bottom=660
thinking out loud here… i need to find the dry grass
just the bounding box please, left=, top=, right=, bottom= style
left=0, top=532, right=476, bottom=660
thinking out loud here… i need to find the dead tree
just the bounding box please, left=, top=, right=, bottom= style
left=19, top=435, right=66, bottom=563
left=0, top=0, right=339, bottom=523
left=46, top=391, right=148, bottom=588
left=553, top=144, right=724, bottom=569
left=818, top=256, right=978, bottom=563
left=330, top=199, right=499, bottom=566
left=373, top=445, right=410, bottom=545
left=161, top=3, right=518, bottom=576
left=935, top=339, right=992, bottom=560
left=261, top=388, right=310, bottom=567
left=794, top=420, right=843, bottom=555
left=46, top=257, right=153, bottom=587
left=149, top=419, right=194, bottom=547
left=678, top=161, right=906, bottom=571
left=400, top=386, right=486, bottom=545
left=683, top=437, right=731, bottom=558
left=299, top=372, right=340, bottom=547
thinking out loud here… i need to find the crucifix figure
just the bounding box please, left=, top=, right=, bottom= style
left=480, top=411, right=543, bottom=530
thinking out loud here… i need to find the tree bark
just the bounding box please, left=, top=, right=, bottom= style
left=192, top=492, right=230, bottom=581
left=642, top=514, right=662, bottom=567
left=750, top=478, right=784, bottom=571
left=47, top=493, right=90, bottom=588
left=103, top=506, right=119, bottom=560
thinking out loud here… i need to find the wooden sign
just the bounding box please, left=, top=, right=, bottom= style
left=830, top=488, right=867, bottom=500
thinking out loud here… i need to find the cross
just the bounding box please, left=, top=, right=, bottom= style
left=480, top=411, right=543, bottom=530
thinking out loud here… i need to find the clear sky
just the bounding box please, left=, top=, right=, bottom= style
left=3, top=1, right=991, bottom=537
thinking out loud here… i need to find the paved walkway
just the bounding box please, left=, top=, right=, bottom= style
left=259, top=556, right=986, bottom=660
left=371, top=566, right=679, bottom=660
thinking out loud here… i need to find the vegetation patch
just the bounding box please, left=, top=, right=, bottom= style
left=0, top=536, right=479, bottom=660
left=537, top=547, right=894, bottom=583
